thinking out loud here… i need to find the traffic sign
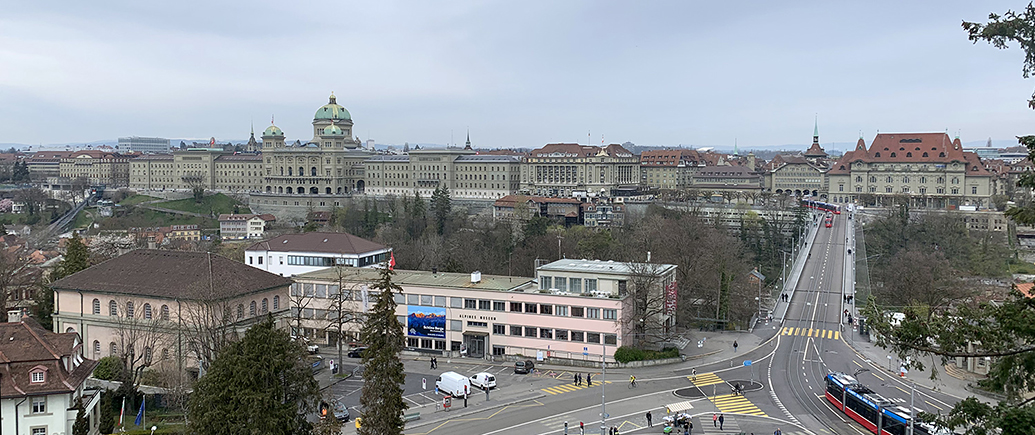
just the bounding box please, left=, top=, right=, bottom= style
left=583, top=347, right=588, bottom=356
left=744, top=360, right=752, bottom=366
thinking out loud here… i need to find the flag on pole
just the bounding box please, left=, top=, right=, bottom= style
left=388, top=251, right=396, bottom=271
left=134, top=396, right=145, bottom=426
left=118, top=397, right=126, bottom=426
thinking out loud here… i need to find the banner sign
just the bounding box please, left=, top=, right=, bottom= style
left=407, top=306, right=446, bottom=338
left=665, top=281, right=678, bottom=315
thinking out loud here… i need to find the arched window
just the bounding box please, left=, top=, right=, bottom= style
left=109, top=300, right=118, bottom=316
left=110, top=342, right=118, bottom=356
left=923, top=152, right=928, bottom=157
left=144, top=347, right=153, bottom=364
left=126, top=301, right=135, bottom=318
left=92, top=299, right=101, bottom=315
left=286, top=187, right=293, bottom=194
left=869, top=176, right=876, bottom=183
left=250, top=301, right=257, bottom=316
left=906, top=152, right=912, bottom=157
left=855, top=176, right=862, bottom=183
left=261, top=298, right=268, bottom=314
left=326, top=187, right=332, bottom=194
left=161, top=305, right=170, bottom=320
left=311, top=167, right=317, bottom=176
left=266, top=186, right=272, bottom=193
left=288, top=167, right=293, bottom=176
left=66, top=326, right=75, bottom=333
left=273, top=295, right=280, bottom=310
left=93, top=340, right=100, bottom=356
left=874, top=152, right=881, bottom=157
left=890, top=152, right=896, bottom=157
left=237, top=304, right=244, bottom=318
left=952, top=177, right=959, bottom=184
left=310, top=187, right=318, bottom=194
left=939, top=152, right=945, bottom=157
left=143, top=303, right=152, bottom=320
left=278, top=186, right=283, bottom=194
left=298, top=167, right=304, bottom=177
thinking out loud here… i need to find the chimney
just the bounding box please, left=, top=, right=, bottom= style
left=7, top=309, right=22, bottom=323
left=471, top=271, right=482, bottom=283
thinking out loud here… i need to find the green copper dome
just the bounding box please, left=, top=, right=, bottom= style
left=263, top=124, right=284, bottom=137
left=322, top=123, right=344, bottom=136
left=314, top=92, right=351, bottom=121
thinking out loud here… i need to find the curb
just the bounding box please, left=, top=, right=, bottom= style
left=403, top=394, right=546, bottom=429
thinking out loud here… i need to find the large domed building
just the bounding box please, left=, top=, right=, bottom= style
left=252, top=93, right=374, bottom=215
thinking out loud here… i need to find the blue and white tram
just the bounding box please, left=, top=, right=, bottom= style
left=825, top=372, right=950, bottom=435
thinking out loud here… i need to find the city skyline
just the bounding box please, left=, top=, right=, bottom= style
left=1, top=1, right=1032, bottom=149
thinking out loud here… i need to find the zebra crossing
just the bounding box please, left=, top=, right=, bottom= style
left=709, top=393, right=767, bottom=416
left=688, top=372, right=724, bottom=387
left=541, top=380, right=612, bottom=395
left=780, top=327, right=841, bottom=340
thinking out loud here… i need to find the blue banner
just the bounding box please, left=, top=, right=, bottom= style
left=407, top=306, right=446, bottom=338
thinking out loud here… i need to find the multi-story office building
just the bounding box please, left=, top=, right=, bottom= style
left=827, top=133, right=993, bottom=208
left=244, top=232, right=391, bottom=277
left=364, top=139, right=522, bottom=199
left=292, top=259, right=676, bottom=362
left=58, top=150, right=139, bottom=187
left=763, top=154, right=827, bottom=197
left=219, top=213, right=276, bottom=240
left=640, top=149, right=703, bottom=190
left=118, top=136, right=171, bottom=154
left=520, top=143, right=640, bottom=197
left=27, top=151, right=74, bottom=183
left=691, top=165, right=763, bottom=196
left=128, top=148, right=263, bottom=192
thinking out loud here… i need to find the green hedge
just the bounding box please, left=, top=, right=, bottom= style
left=613, top=346, right=680, bottom=363
left=93, top=356, right=124, bottom=381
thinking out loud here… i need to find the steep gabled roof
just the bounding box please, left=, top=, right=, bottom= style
left=829, top=133, right=991, bottom=176
left=0, top=317, right=98, bottom=399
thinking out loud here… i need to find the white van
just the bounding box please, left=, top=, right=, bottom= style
left=469, top=372, right=496, bottom=390
left=435, top=371, right=472, bottom=398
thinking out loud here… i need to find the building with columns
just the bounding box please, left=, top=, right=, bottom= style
left=826, top=133, right=993, bottom=208
left=520, top=143, right=640, bottom=197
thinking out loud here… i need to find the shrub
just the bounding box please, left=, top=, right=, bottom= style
left=613, top=346, right=680, bottom=363
left=93, top=356, right=125, bottom=381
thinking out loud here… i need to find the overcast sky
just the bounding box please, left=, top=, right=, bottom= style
left=1, top=1, right=1032, bottom=151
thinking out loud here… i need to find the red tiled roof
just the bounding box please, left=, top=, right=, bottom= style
left=0, top=317, right=98, bottom=399
left=493, top=195, right=582, bottom=207
left=829, top=133, right=993, bottom=176
left=1017, top=282, right=1034, bottom=298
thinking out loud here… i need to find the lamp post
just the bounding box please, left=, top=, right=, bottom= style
left=599, top=343, right=606, bottom=435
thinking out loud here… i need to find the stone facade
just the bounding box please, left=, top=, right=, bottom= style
left=365, top=144, right=522, bottom=200
left=640, top=149, right=703, bottom=190
left=520, top=143, right=640, bottom=197
left=827, top=133, right=993, bottom=208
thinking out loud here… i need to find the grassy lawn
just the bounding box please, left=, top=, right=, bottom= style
left=97, top=207, right=218, bottom=231
left=71, top=208, right=94, bottom=230
left=119, top=194, right=159, bottom=205
left=153, top=193, right=250, bottom=216
left=1008, top=259, right=1035, bottom=274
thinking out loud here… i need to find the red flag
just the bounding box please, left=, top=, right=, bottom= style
left=389, top=252, right=396, bottom=271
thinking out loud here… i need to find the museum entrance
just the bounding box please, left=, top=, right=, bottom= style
left=463, top=333, right=486, bottom=358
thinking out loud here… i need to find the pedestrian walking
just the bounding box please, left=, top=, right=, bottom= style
left=574, top=373, right=580, bottom=386
left=733, top=340, right=738, bottom=352
left=430, top=357, right=434, bottom=369
left=587, top=373, right=593, bottom=386
left=646, top=411, right=652, bottom=427
left=687, top=420, right=692, bottom=433
left=718, top=414, right=724, bottom=430
left=712, top=413, right=717, bottom=427
left=691, top=368, right=697, bottom=381
left=774, top=429, right=782, bottom=435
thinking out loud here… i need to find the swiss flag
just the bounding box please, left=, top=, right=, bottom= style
left=388, top=252, right=396, bottom=271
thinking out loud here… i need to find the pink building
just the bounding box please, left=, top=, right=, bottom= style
left=295, top=259, right=677, bottom=363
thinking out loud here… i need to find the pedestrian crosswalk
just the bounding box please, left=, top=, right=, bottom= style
left=781, top=327, right=840, bottom=340
left=709, top=393, right=767, bottom=416
left=541, top=380, right=613, bottom=395
left=688, top=372, right=723, bottom=387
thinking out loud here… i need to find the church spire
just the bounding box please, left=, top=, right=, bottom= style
left=464, top=129, right=472, bottom=150
left=813, top=115, right=819, bottom=146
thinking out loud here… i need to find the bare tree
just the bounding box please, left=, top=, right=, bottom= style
left=0, top=241, right=34, bottom=321
left=624, top=261, right=675, bottom=349
left=290, top=282, right=316, bottom=337
left=70, top=176, right=90, bottom=204
left=110, top=298, right=168, bottom=389
left=327, top=266, right=365, bottom=366
left=179, top=293, right=242, bottom=376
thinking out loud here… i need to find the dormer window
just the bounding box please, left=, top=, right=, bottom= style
left=30, top=369, right=45, bottom=383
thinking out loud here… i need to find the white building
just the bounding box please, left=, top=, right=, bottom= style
left=118, top=136, right=170, bottom=154
left=244, top=232, right=391, bottom=277
left=0, top=314, right=101, bottom=435
left=219, top=214, right=276, bottom=240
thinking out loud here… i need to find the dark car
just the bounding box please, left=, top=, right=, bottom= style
left=348, top=347, right=368, bottom=358
left=515, top=360, right=534, bottom=374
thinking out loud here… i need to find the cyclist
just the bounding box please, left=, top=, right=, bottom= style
left=629, top=375, right=637, bottom=388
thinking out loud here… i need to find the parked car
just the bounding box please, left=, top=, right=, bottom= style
left=514, top=360, right=535, bottom=374
left=291, top=336, right=320, bottom=354
left=470, top=372, right=496, bottom=390
left=333, top=403, right=350, bottom=422
left=347, top=347, right=368, bottom=358
left=436, top=371, right=472, bottom=397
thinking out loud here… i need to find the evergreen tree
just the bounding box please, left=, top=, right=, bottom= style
left=430, top=186, right=452, bottom=235
left=72, top=398, right=89, bottom=435
left=408, top=191, right=427, bottom=239
left=31, top=284, right=53, bottom=330
left=98, top=392, right=114, bottom=434
left=53, top=232, right=91, bottom=281
left=187, top=315, right=319, bottom=435
left=358, top=266, right=407, bottom=435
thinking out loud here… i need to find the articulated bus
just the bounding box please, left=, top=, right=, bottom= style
left=801, top=199, right=841, bottom=214
left=825, top=372, right=950, bottom=435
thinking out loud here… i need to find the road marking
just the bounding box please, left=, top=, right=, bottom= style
left=708, top=393, right=767, bottom=416
left=541, top=381, right=612, bottom=395
left=405, top=400, right=545, bottom=435
left=688, top=372, right=723, bottom=387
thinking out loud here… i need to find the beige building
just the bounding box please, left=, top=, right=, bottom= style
left=640, top=149, right=703, bottom=190
left=57, top=150, right=139, bottom=187
left=364, top=139, right=522, bottom=199
left=521, top=143, right=640, bottom=197
left=827, top=133, right=994, bottom=208
left=50, top=250, right=293, bottom=378
left=691, top=165, right=763, bottom=196
left=128, top=149, right=263, bottom=192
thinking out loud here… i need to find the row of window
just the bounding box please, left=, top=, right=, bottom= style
left=505, top=325, right=618, bottom=345
left=398, top=293, right=616, bottom=319
left=92, top=297, right=278, bottom=319
left=539, top=276, right=600, bottom=293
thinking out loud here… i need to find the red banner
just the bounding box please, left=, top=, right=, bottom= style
left=665, top=281, right=678, bottom=315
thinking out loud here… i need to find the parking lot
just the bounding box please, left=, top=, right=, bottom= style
left=321, top=356, right=602, bottom=418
